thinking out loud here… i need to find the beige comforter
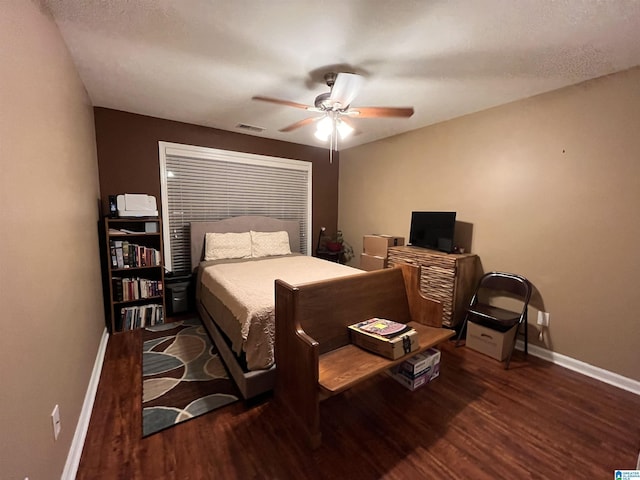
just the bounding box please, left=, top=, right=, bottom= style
left=200, top=255, right=362, bottom=370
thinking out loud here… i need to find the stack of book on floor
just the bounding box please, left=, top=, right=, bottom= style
left=386, top=348, right=441, bottom=391
left=348, top=318, right=418, bottom=360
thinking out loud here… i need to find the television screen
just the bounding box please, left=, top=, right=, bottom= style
left=409, top=211, right=457, bottom=253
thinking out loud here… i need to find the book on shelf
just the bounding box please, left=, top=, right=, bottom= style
left=113, top=240, right=124, bottom=269
left=111, top=277, right=163, bottom=302
left=110, top=244, right=118, bottom=268
left=109, top=239, right=161, bottom=269
left=122, top=240, right=130, bottom=267
left=111, top=277, right=123, bottom=302
left=120, top=303, right=164, bottom=330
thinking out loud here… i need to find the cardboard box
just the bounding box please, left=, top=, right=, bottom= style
left=465, top=321, right=518, bottom=361
left=360, top=253, right=387, bottom=271
left=363, top=235, right=405, bottom=258
left=387, top=365, right=441, bottom=391
left=398, top=348, right=442, bottom=378
left=387, top=369, right=430, bottom=391
left=387, top=348, right=441, bottom=390
left=349, top=322, right=419, bottom=360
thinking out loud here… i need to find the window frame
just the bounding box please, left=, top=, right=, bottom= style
left=158, top=141, right=312, bottom=272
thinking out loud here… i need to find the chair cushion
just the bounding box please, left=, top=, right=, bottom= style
left=468, top=303, right=521, bottom=330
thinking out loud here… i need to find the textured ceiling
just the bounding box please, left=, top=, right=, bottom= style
left=42, top=0, right=640, bottom=150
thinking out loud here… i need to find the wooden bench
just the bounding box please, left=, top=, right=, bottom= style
left=274, top=263, right=454, bottom=449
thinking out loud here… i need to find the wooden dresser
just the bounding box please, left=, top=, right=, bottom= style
left=387, top=246, right=480, bottom=328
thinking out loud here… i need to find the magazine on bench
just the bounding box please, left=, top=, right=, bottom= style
left=348, top=318, right=419, bottom=359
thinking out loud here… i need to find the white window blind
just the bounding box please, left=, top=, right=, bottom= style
left=158, top=142, right=312, bottom=274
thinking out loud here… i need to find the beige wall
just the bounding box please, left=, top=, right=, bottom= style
left=0, top=1, right=106, bottom=478
left=339, top=67, right=640, bottom=382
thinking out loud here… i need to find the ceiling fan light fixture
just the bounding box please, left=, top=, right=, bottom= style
left=336, top=118, right=354, bottom=139
left=314, top=114, right=354, bottom=142
left=314, top=129, right=331, bottom=141
left=315, top=115, right=333, bottom=140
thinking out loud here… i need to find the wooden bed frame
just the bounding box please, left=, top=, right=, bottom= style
left=274, top=263, right=452, bottom=448
left=190, top=216, right=302, bottom=399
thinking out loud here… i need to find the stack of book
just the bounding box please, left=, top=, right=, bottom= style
left=109, top=239, right=162, bottom=269
left=348, top=318, right=418, bottom=360
left=111, top=277, right=163, bottom=302
left=120, top=304, right=164, bottom=330
left=386, top=348, right=441, bottom=391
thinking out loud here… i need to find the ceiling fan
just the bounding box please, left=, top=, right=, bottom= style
left=252, top=72, right=414, bottom=146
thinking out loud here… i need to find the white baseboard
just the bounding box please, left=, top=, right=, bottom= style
left=516, top=340, right=640, bottom=396
left=62, top=328, right=109, bottom=480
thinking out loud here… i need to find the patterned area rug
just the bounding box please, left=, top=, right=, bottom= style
left=142, top=317, right=239, bottom=437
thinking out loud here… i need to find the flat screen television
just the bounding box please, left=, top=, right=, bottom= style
left=408, top=211, right=457, bottom=253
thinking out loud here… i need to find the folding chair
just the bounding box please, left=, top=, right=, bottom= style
left=456, top=271, right=532, bottom=369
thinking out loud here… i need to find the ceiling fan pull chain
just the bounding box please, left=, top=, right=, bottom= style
left=337, top=113, right=340, bottom=150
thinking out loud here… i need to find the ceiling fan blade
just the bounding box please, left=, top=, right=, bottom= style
left=329, top=73, right=364, bottom=109
left=279, top=116, right=321, bottom=132
left=252, top=95, right=313, bottom=110
left=347, top=106, right=415, bottom=118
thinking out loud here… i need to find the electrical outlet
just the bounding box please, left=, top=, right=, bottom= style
left=51, top=404, right=61, bottom=440
left=537, top=311, right=550, bottom=327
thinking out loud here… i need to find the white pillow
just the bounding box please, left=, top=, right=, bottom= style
left=204, top=232, right=252, bottom=261
left=250, top=230, right=291, bottom=258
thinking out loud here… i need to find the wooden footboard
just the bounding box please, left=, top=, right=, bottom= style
left=274, top=263, right=452, bottom=449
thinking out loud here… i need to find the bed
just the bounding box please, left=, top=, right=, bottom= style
left=190, top=216, right=364, bottom=399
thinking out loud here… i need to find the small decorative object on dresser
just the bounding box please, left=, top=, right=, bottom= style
left=102, top=217, right=165, bottom=333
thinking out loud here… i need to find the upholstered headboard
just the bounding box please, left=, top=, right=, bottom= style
left=190, top=216, right=301, bottom=272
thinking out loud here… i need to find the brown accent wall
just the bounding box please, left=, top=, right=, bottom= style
left=339, top=67, right=640, bottom=382
left=94, top=108, right=339, bottom=252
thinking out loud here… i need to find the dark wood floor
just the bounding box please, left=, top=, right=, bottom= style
left=77, top=321, right=640, bottom=479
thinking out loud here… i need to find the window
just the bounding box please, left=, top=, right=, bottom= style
left=158, top=142, right=312, bottom=274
